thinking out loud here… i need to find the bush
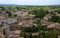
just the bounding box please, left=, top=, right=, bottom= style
left=8, top=14, right=17, bottom=18
left=13, top=14, right=17, bottom=17
left=0, top=24, right=4, bottom=27
left=48, top=15, right=60, bottom=23
left=29, top=8, right=48, bottom=19
left=22, top=27, right=32, bottom=32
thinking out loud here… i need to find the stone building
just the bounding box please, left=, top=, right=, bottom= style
left=2, top=18, right=18, bottom=31
left=0, top=33, right=5, bottom=38
left=15, top=11, right=36, bottom=27
left=47, top=23, right=60, bottom=35
left=0, top=26, right=10, bottom=38
left=23, top=32, right=39, bottom=38
left=7, top=30, right=20, bottom=38
left=58, top=35, right=60, bottom=38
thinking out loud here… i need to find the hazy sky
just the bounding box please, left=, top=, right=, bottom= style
left=0, top=0, right=60, bottom=5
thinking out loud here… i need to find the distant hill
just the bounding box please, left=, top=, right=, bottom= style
left=0, top=4, right=17, bottom=6
left=0, top=4, right=60, bottom=6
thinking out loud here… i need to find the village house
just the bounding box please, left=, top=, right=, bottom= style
left=0, top=33, right=5, bottom=38
left=43, top=14, right=52, bottom=21
left=47, top=23, right=60, bottom=29
left=0, top=25, right=10, bottom=38
left=7, top=30, right=20, bottom=38
left=47, top=23, right=60, bottom=35
left=2, top=18, right=18, bottom=31
left=0, top=12, right=8, bottom=24
left=23, top=32, right=40, bottom=38
left=0, top=24, right=22, bottom=38
left=58, top=35, right=60, bottom=38
left=16, top=11, right=36, bottom=27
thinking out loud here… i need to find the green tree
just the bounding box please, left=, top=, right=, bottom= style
left=30, top=33, right=32, bottom=38
left=0, top=10, right=2, bottom=14
left=0, top=24, right=4, bottom=27
left=48, top=15, right=60, bottom=23
left=22, top=27, right=31, bottom=32
left=13, top=14, right=17, bottom=17
left=23, top=32, right=27, bottom=38
left=29, top=8, right=48, bottom=19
